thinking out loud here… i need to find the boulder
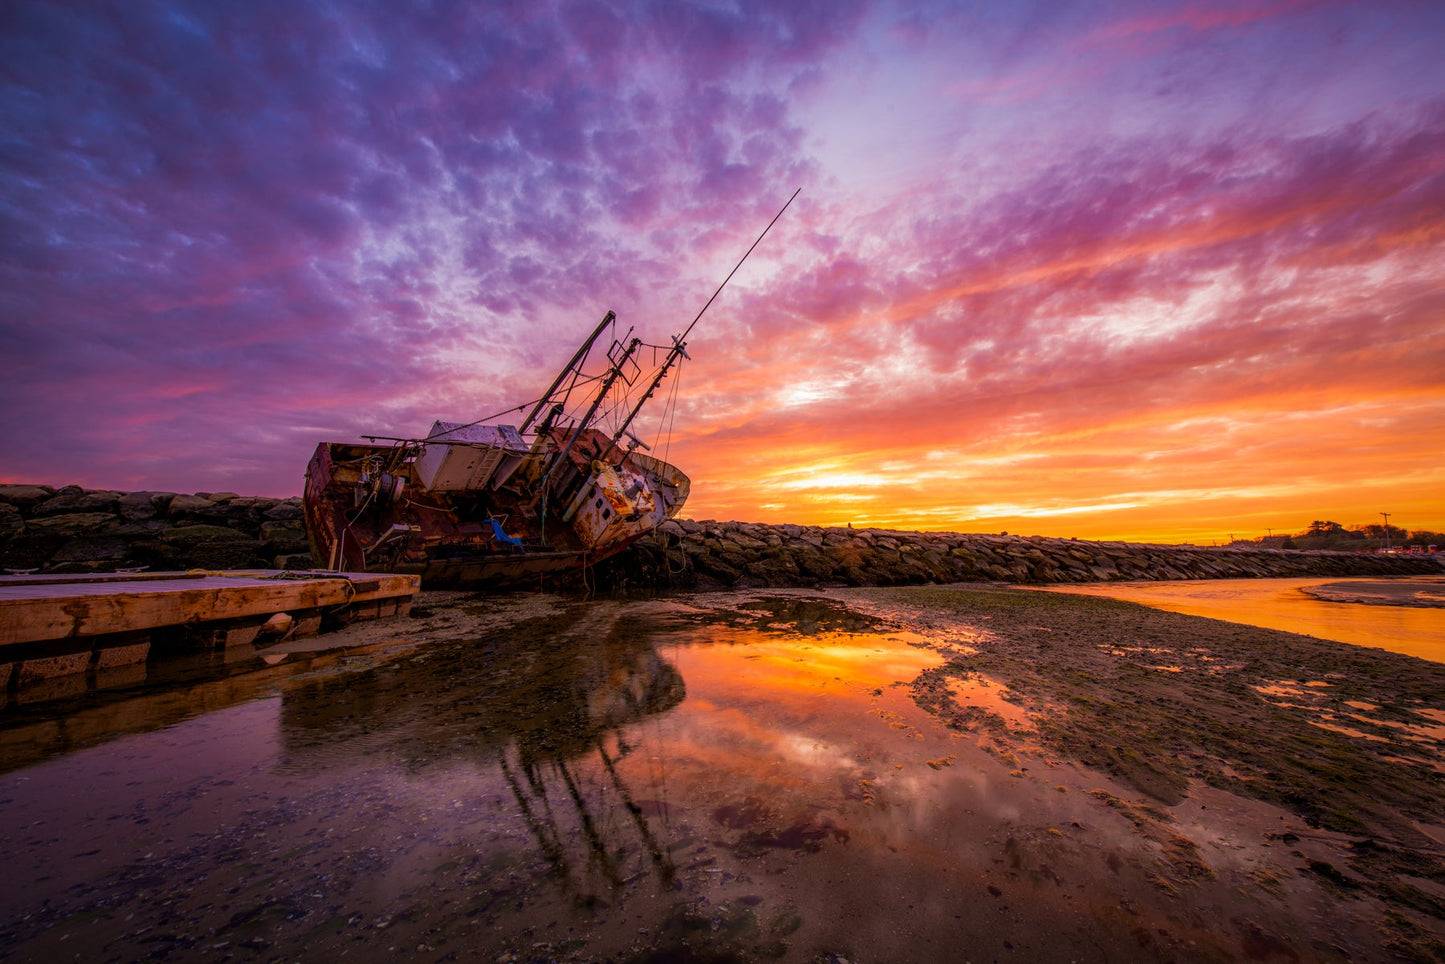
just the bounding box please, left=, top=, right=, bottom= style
left=260, top=520, right=310, bottom=555
left=47, top=536, right=131, bottom=571
left=24, top=512, right=122, bottom=536
left=118, top=491, right=163, bottom=521
left=160, top=524, right=248, bottom=545
left=263, top=500, right=305, bottom=521
left=0, top=484, right=55, bottom=511
left=166, top=494, right=218, bottom=518
left=184, top=541, right=269, bottom=570
left=31, top=487, right=123, bottom=517
left=0, top=503, right=23, bottom=542
left=1, top=533, right=68, bottom=571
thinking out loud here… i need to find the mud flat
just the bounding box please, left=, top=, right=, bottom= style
left=0, top=586, right=1441, bottom=962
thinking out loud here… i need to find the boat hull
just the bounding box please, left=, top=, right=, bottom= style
left=302, top=432, right=688, bottom=589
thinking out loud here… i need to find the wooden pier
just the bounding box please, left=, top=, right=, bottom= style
left=0, top=570, right=420, bottom=700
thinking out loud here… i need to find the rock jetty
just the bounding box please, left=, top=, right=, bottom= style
left=598, top=518, right=1443, bottom=589
left=0, top=484, right=312, bottom=573
left=3, top=484, right=1439, bottom=586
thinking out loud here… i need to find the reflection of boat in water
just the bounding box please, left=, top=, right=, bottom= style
left=278, top=607, right=686, bottom=896
left=302, top=192, right=799, bottom=589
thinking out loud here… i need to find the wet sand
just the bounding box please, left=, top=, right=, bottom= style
left=1, top=585, right=1442, bottom=962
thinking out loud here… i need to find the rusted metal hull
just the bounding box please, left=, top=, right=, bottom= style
left=303, top=428, right=688, bottom=589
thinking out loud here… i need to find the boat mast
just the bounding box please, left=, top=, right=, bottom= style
left=543, top=334, right=643, bottom=479
left=520, top=310, right=616, bottom=434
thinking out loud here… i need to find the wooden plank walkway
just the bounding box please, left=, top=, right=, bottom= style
left=0, top=570, right=419, bottom=647
left=0, top=571, right=421, bottom=699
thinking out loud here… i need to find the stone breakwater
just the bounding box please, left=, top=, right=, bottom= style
left=0, top=484, right=313, bottom=574
left=4, top=483, right=1439, bottom=586
left=599, top=518, right=1444, bottom=589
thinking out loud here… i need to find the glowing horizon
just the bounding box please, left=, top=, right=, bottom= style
left=2, top=1, right=1442, bottom=545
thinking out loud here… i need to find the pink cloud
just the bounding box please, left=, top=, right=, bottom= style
left=1, top=1, right=1441, bottom=538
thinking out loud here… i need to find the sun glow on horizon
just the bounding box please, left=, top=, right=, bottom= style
left=1, top=1, right=1441, bottom=541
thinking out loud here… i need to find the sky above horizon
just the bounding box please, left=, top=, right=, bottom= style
left=3, top=0, right=1443, bottom=544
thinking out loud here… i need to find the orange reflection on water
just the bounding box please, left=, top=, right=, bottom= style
left=668, top=630, right=939, bottom=704
left=629, top=627, right=953, bottom=815
left=944, top=675, right=1036, bottom=729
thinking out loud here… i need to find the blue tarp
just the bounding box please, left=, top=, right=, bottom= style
left=490, top=518, right=523, bottom=549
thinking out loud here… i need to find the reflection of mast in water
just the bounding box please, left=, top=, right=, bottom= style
left=497, top=728, right=676, bottom=902
left=596, top=736, right=674, bottom=886
left=271, top=605, right=687, bottom=900
left=497, top=750, right=583, bottom=898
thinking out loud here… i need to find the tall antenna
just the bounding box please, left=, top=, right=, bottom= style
left=680, top=187, right=801, bottom=343
left=609, top=189, right=802, bottom=449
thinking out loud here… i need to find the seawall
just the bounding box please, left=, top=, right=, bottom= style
left=3, top=484, right=1439, bottom=586
left=0, top=485, right=312, bottom=573
left=597, top=518, right=1444, bottom=589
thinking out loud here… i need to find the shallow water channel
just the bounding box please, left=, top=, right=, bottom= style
left=1032, top=577, right=1445, bottom=663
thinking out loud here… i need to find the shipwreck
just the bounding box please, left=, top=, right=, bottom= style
left=303, top=191, right=798, bottom=588
left=303, top=310, right=693, bottom=588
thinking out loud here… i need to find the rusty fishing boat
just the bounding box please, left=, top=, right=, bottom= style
left=302, top=310, right=693, bottom=587
left=303, top=192, right=797, bottom=587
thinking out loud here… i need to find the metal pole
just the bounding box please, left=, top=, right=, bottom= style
left=678, top=188, right=801, bottom=343
left=521, top=310, right=616, bottom=433
left=608, top=189, right=802, bottom=450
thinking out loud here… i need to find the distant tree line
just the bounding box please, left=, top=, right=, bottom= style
left=1254, top=521, right=1443, bottom=552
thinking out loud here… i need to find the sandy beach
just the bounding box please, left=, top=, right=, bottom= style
left=1, top=583, right=1442, bottom=962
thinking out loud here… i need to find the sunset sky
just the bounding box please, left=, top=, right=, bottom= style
left=3, top=0, right=1443, bottom=544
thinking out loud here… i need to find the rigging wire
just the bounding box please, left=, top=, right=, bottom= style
left=654, top=359, right=682, bottom=464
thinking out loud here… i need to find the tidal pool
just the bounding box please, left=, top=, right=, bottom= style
left=0, top=590, right=1435, bottom=961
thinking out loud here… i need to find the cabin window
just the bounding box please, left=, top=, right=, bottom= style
left=602, top=508, right=611, bottom=520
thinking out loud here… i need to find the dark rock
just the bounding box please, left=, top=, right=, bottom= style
left=789, top=544, right=836, bottom=580
left=0, top=503, right=23, bottom=542
left=260, top=521, right=310, bottom=555
left=118, top=491, right=162, bottom=521
left=259, top=520, right=306, bottom=541
left=0, top=484, right=56, bottom=511
left=113, top=520, right=173, bottom=536
left=2, top=533, right=69, bottom=570
left=32, top=488, right=123, bottom=517
left=160, top=524, right=249, bottom=545
left=185, top=541, right=269, bottom=570
left=263, top=500, right=305, bottom=521
left=25, top=512, right=122, bottom=536
left=166, top=494, right=218, bottom=518
left=48, top=536, right=131, bottom=570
